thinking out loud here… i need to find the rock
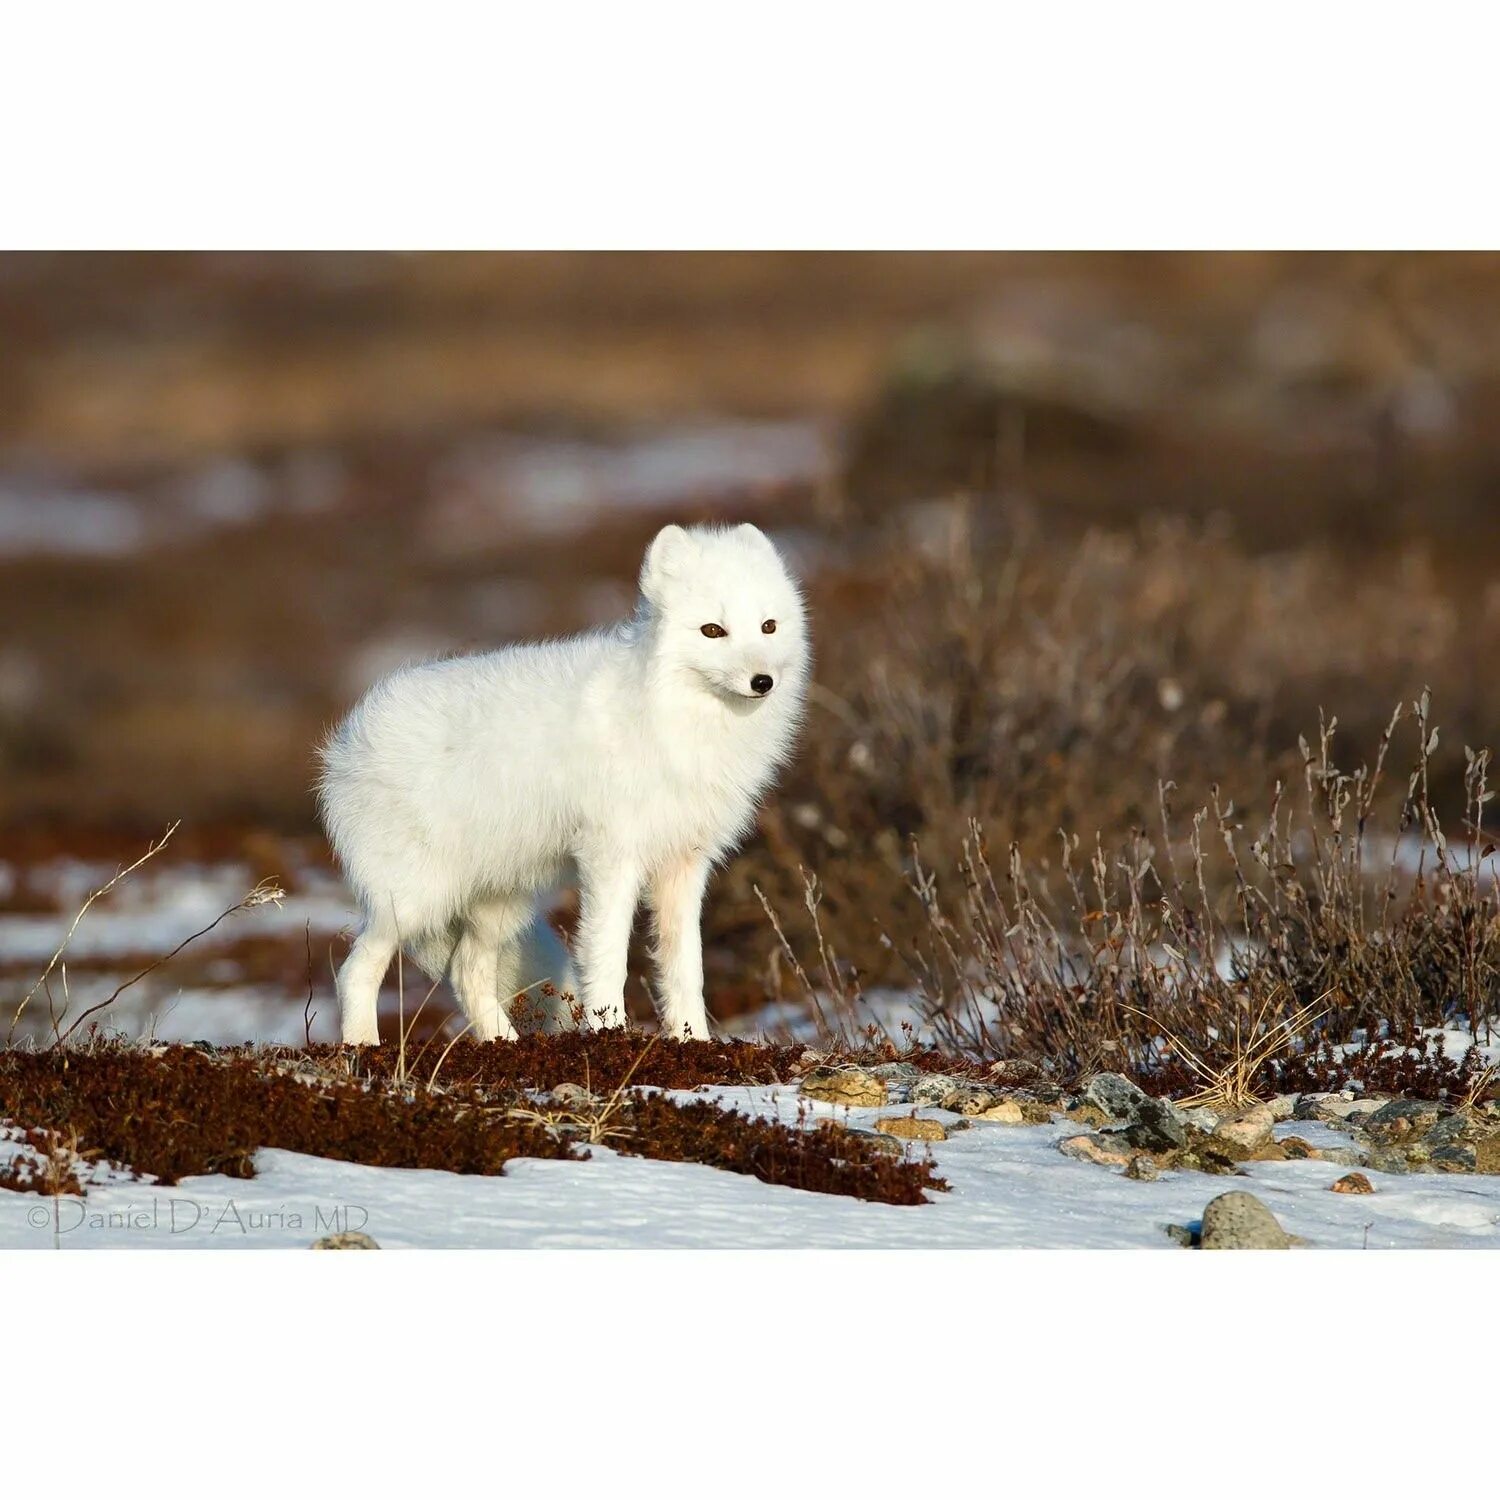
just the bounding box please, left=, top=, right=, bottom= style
left=1125, top=1154, right=1161, bottom=1181
left=1429, top=1145, right=1478, bottom=1172
left=985, top=1059, right=1044, bottom=1088
left=1296, top=1092, right=1365, bottom=1124
left=1313, top=1146, right=1370, bottom=1168
left=1063, top=1102, right=1114, bottom=1130
left=869, top=1063, right=922, bottom=1082
left=550, top=1082, right=596, bottom=1110
left=1182, top=1107, right=1222, bottom=1133
left=868, top=1062, right=921, bottom=1101
left=1361, top=1098, right=1445, bottom=1141
left=973, top=1099, right=1025, bottom=1124
left=311, top=1232, right=380, bottom=1250
left=1083, top=1072, right=1151, bottom=1122
left=1124, top=1096, right=1189, bottom=1153
left=874, top=1114, right=948, bottom=1142
left=1330, top=1172, right=1374, bottom=1194
left=815, top=1120, right=904, bottom=1156
left=1199, top=1191, right=1295, bottom=1249
left=1164, top=1223, right=1198, bottom=1247
left=910, top=1073, right=968, bottom=1108
left=942, top=1085, right=1005, bottom=1115
left=800, top=1067, right=888, bottom=1108
left=1212, top=1102, right=1276, bottom=1153
left=1278, top=1135, right=1319, bottom=1159
left=1269, top=1094, right=1299, bottom=1123
left=1364, top=1145, right=1416, bottom=1175
left=1059, top=1133, right=1135, bottom=1168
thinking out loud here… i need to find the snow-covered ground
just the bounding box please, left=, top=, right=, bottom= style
left=4, top=1082, right=1497, bottom=1250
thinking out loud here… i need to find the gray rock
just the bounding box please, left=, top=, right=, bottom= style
left=1182, top=1106, right=1222, bottom=1133
left=311, top=1232, right=380, bottom=1250
left=1364, top=1145, right=1417, bottom=1175
left=1362, top=1098, right=1446, bottom=1141
left=1295, top=1092, right=1367, bottom=1124
left=1083, top=1072, right=1151, bottom=1122
left=550, top=1082, right=596, bottom=1110
left=1269, top=1094, right=1299, bottom=1122
left=1199, top=1190, right=1295, bottom=1249
left=1124, top=1096, right=1189, bottom=1152
left=910, top=1073, right=968, bottom=1109
left=1125, top=1154, right=1161, bottom=1181
left=1312, top=1146, right=1370, bottom=1168
left=869, top=1062, right=923, bottom=1080
left=1164, top=1223, right=1198, bottom=1248
left=1429, top=1144, right=1478, bottom=1172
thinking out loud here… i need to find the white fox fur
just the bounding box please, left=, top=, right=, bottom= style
left=318, top=522, right=810, bottom=1044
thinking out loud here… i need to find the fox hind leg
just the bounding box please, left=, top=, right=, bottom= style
left=337, top=920, right=398, bottom=1045
left=450, top=894, right=534, bottom=1042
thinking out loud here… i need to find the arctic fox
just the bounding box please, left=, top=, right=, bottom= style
left=318, top=522, right=810, bottom=1045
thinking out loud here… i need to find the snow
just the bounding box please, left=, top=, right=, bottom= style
left=4, top=1082, right=1497, bottom=1250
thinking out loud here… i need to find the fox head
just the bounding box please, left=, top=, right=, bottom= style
left=638, top=522, right=810, bottom=708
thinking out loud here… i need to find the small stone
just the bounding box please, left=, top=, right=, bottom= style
left=311, top=1232, right=380, bottom=1250
left=1199, top=1190, right=1294, bottom=1249
left=973, top=1099, right=1025, bottom=1124
left=1330, top=1172, right=1374, bottom=1194
left=873, top=1114, right=947, bottom=1142
left=800, top=1067, right=888, bottom=1108
left=1182, top=1107, right=1222, bottom=1133
left=1125, top=1154, right=1161, bottom=1181
left=1164, top=1223, right=1198, bottom=1248
left=1212, top=1102, right=1276, bottom=1153
left=550, top=1082, right=596, bottom=1110
left=1059, top=1133, right=1135, bottom=1168
left=1269, top=1094, right=1299, bottom=1122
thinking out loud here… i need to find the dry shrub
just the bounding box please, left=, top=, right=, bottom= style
left=898, top=695, right=1500, bottom=1087
left=733, top=502, right=1472, bottom=997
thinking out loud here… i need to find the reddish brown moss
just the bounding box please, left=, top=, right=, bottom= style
left=326, top=1032, right=981, bottom=1096
left=0, top=1047, right=579, bottom=1186
left=0, top=1041, right=946, bottom=1207
left=613, top=1093, right=944, bottom=1206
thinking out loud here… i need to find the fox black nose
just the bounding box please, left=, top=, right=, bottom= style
left=751, top=674, right=774, bottom=695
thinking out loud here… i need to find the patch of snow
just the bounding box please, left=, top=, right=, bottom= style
left=0, top=488, right=146, bottom=557
left=4, top=1082, right=1496, bottom=1250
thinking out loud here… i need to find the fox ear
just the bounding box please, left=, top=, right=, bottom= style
left=736, top=523, right=774, bottom=552
left=640, top=524, right=694, bottom=603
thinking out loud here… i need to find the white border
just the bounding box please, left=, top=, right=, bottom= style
left=4, top=4, right=1500, bottom=248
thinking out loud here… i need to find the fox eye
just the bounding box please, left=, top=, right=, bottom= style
left=700, top=623, right=727, bottom=639
left=761, top=619, right=777, bottom=634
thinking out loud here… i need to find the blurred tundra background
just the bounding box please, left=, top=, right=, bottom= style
left=4, top=252, right=1500, bottom=1047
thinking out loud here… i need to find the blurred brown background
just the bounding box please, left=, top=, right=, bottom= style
left=6, top=251, right=1500, bottom=1040
left=5, top=251, right=1500, bottom=836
